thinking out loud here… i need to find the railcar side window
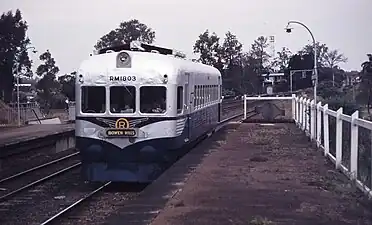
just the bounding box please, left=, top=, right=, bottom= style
left=198, top=86, right=201, bottom=107
left=205, top=85, right=208, bottom=105
left=194, top=85, right=197, bottom=107
left=207, top=86, right=211, bottom=103
left=177, top=86, right=183, bottom=113
left=81, top=86, right=106, bottom=113
left=196, top=85, right=200, bottom=108
left=140, top=86, right=166, bottom=113
left=212, top=85, right=216, bottom=101
left=201, top=86, right=205, bottom=106
left=214, top=85, right=217, bottom=101
left=220, top=85, right=222, bottom=99
left=110, top=86, right=136, bottom=113
left=215, top=85, right=218, bottom=101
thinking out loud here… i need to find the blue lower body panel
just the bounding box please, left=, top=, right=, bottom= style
left=78, top=136, right=187, bottom=183
left=78, top=105, right=220, bottom=183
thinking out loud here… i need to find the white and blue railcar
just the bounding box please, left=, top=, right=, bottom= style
left=75, top=41, right=222, bottom=183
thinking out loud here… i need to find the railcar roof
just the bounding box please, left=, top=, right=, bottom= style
left=79, top=50, right=221, bottom=78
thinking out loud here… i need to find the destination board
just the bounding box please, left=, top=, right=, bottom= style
left=106, top=129, right=137, bottom=137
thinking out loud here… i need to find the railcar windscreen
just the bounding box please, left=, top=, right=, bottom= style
left=110, top=86, right=136, bottom=113
left=140, top=86, right=166, bottom=114
left=81, top=86, right=106, bottom=113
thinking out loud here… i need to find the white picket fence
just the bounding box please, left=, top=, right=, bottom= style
left=243, top=94, right=372, bottom=198
left=294, top=96, right=372, bottom=198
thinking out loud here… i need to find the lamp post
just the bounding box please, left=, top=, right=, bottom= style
left=14, top=46, right=37, bottom=127
left=285, top=21, right=318, bottom=104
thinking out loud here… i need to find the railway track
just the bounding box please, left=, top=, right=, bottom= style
left=0, top=98, right=242, bottom=179
left=0, top=152, right=80, bottom=203
left=39, top=182, right=112, bottom=225
left=0, top=166, right=100, bottom=225
left=36, top=104, right=253, bottom=225
left=0, top=145, right=78, bottom=182
left=0, top=99, right=265, bottom=225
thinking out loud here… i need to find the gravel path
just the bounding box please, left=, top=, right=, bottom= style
left=150, top=123, right=372, bottom=225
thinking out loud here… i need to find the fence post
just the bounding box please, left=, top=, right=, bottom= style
left=296, top=97, right=300, bottom=125
left=303, top=99, right=306, bottom=131
left=302, top=99, right=307, bottom=131
left=299, top=97, right=303, bottom=128
left=243, top=94, right=247, bottom=120
left=323, top=104, right=330, bottom=157
left=305, top=99, right=311, bottom=133
left=302, top=98, right=306, bottom=131
left=296, top=97, right=300, bottom=123
left=316, top=102, right=322, bottom=147
left=294, top=97, right=298, bottom=122
left=335, top=107, right=343, bottom=169
left=310, top=100, right=315, bottom=140
left=350, top=110, right=358, bottom=180
left=291, top=94, right=296, bottom=121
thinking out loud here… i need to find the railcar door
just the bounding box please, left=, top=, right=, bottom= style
left=184, top=72, right=191, bottom=140
left=218, top=76, right=222, bottom=122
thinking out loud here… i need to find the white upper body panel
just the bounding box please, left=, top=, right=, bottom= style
left=77, top=50, right=221, bottom=86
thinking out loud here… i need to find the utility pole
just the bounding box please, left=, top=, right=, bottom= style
left=14, top=46, right=37, bottom=127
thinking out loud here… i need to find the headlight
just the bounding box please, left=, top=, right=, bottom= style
left=116, top=52, right=131, bottom=68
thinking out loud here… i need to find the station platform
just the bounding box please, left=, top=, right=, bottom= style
left=146, top=122, right=372, bottom=225
left=0, top=123, right=74, bottom=148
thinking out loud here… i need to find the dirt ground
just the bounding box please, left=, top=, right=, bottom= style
left=149, top=123, right=372, bottom=225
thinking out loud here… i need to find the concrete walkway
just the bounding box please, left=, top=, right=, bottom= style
left=149, top=123, right=372, bottom=225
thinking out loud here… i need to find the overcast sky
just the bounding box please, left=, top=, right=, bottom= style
left=1, top=0, right=370, bottom=74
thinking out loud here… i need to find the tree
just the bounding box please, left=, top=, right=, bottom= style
left=249, top=36, right=270, bottom=71
left=300, top=42, right=348, bottom=85
left=361, top=54, right=372, bottom=74
left=220, top=31, right=243, bottom=67
left=238, top=52, right=262, bottom=94
left=358, top=54, right=372, bottom=113
left=245, top=36, right=271, bottom=93
left=272, top=47, right=292, bottom=72
left=94, top=19, right=156, bottom=50
left=58, top=71, right=76, bottom=101
left=0, top=9, right=32, bottom=102
left=299, top=42, right=329, bottom=67
left=35, top=50, right=61, bottom=113
left=324, top=49, right=348, bottom=86
left=217, top=31, right=244, bottom=93
left=318, top=80, right=342, bottom=99
left=193, top=29, right=222, bottom=68
left=193, top=30, right=244, bottom=93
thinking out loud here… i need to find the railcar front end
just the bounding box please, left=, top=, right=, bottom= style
left=76, top=42, right=222, bottom=183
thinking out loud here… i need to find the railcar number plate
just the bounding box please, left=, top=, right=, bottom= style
left=109, top=75, right=136, bottom=81
left=105, top=128, right=137, bottom=138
